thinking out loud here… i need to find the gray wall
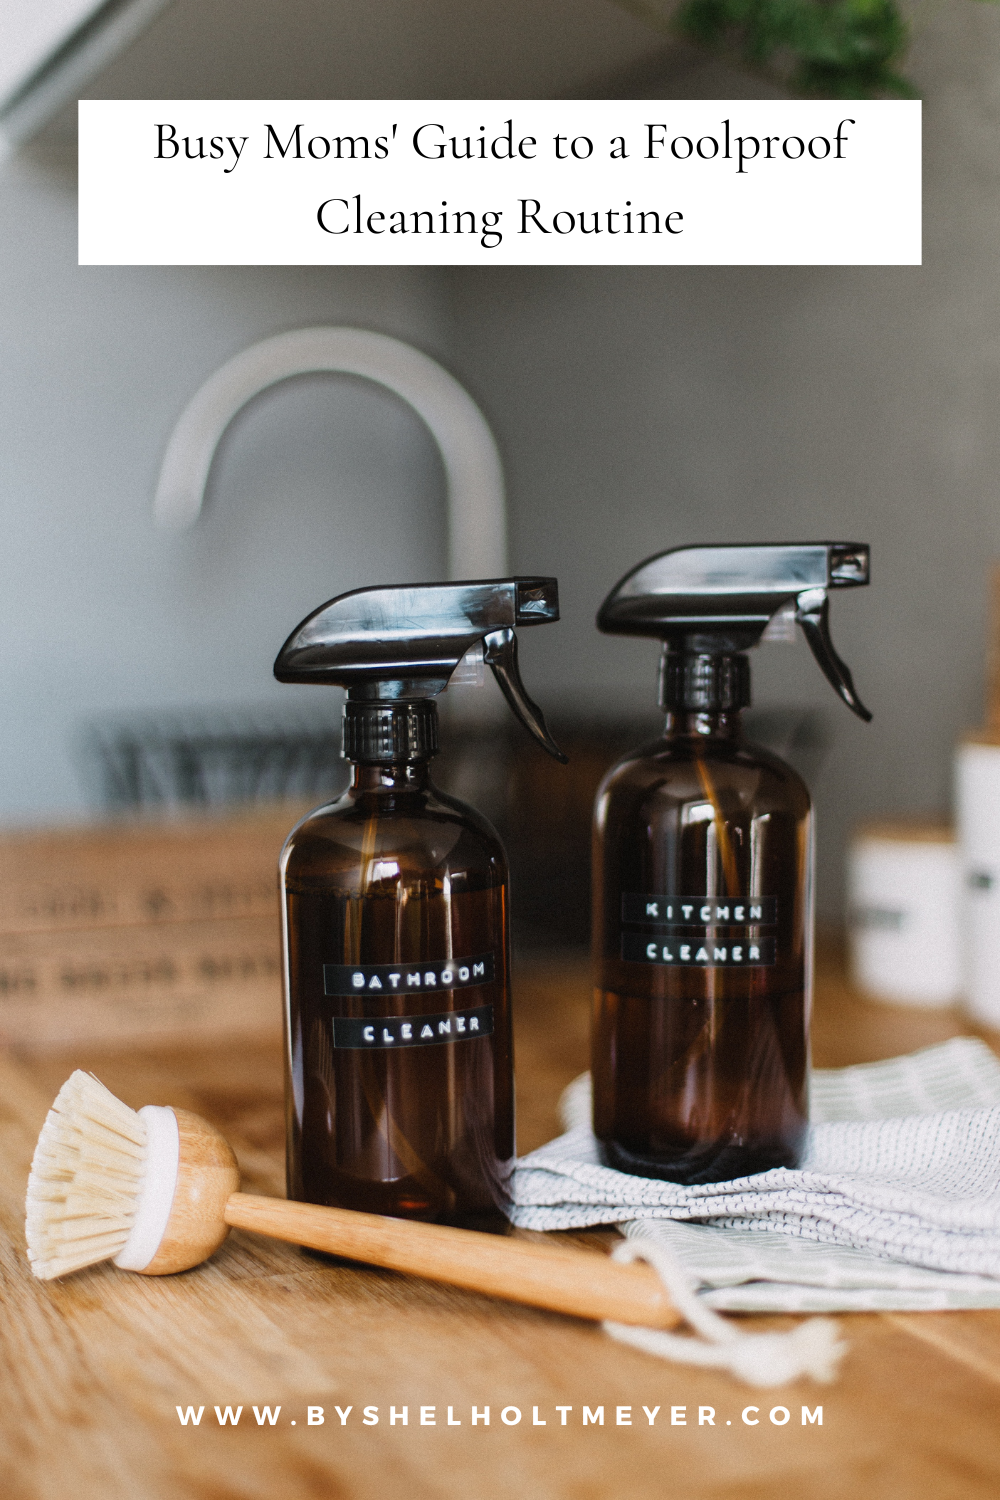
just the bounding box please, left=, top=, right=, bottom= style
left=79, top=0, right=658, bottom=101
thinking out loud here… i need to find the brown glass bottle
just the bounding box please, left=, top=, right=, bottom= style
left=592, top=708, right=812, bottom=1184
left=281, top=754, right=513, bottom=1229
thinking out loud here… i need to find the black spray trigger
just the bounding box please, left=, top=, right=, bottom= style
left=483, top=628, right=568, bottom=762
left=795, top=588, right=872, bottom=722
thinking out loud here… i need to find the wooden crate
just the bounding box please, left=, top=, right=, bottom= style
left=0, top=804, right=310, bottom=1051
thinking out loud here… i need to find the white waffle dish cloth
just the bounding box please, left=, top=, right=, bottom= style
left=510, top=1037, right=1000, bottom=1312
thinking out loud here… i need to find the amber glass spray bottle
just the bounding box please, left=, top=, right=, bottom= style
left=274, top=579, right=565, bottom=1228
left=592, top=543, right=872, bottom=1184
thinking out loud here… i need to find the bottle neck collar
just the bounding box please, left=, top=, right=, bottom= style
left=659, top=649, right=751, bottom=713
left=350, top=761, right=431, bottom=792
left=343, top=698, right=439, bottom=764
left=663, top=709, right=742, bottom=740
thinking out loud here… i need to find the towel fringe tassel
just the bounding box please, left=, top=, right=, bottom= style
left=603, top=1239, right=847, bottom=1386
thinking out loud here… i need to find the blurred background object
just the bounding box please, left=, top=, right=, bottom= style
left=0, top=0, right=171, bottom=151
left=955, top=565, right=1000, bottom=1025
left=948, top=566, right=1000, bottom=1026
left=151, top=326, right=508, bottom=581
left=956, top=736, right=1000, bottom=1028
left=0, top=806, right=296, bottom=1051
left=607, top=0, right=914, bottom=100
left=81, top=708, right=347, bottom=811
left=848, top=821, right=962, bottom=1007
left=845, top=561, right=1000, bottom=1019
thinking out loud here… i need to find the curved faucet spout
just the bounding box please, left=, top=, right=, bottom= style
left=152, top=326, right=508, bottom=580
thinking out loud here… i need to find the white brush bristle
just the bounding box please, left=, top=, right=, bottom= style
left=25, top=1071, right=148, bottom=1281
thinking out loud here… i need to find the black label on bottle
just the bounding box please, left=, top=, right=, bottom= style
left=332, top=1004, right=494, bottom=1049
left=622, top=933, right=776, bottom=966
left=324, top=953, right=495, bottom=997
left=622, top=894, right=777, bottom=927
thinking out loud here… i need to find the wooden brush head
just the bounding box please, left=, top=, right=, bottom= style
left=138, top=1109, right=240, bottom=1275
left=27, top=1070, right=241, bottom=1280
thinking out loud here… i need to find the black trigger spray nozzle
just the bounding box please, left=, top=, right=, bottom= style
left=597, top=542, right=872, bottom=722
left=274, top=576, right=567, bottom=762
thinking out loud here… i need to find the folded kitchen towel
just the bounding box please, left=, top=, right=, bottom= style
left=510, top=1037, right=1000, bottom=1312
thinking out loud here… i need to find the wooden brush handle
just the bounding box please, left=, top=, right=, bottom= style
left=223, top=1193, right=680, bottom=1330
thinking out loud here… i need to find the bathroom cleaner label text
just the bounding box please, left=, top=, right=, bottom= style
left=324, top=954, right=495, bottom=996
left=331, top=1004, right=493, bottom=1049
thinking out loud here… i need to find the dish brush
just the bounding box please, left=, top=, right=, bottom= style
left=25, top=1070, right=680, bottom=1328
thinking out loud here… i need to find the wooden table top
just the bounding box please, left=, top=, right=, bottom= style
left=3, top=946, right=999, bottom=1500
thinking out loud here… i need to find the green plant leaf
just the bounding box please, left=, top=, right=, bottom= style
left=669, top=0, right=913, bottom=96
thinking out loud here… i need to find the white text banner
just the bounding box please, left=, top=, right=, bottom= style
left=78, top=99, right=921, bottom=267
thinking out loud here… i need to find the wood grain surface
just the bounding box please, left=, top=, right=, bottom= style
left=0, top=807, right=304, bottom=1051
left=2, top=947, right=999, bottom=1500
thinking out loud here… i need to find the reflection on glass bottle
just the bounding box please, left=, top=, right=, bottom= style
left=283, top=759, right=512, bottom=1226
left=592, top=711, right=812, bottom=1183
left=591, top=543, right=871, bottom=1185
